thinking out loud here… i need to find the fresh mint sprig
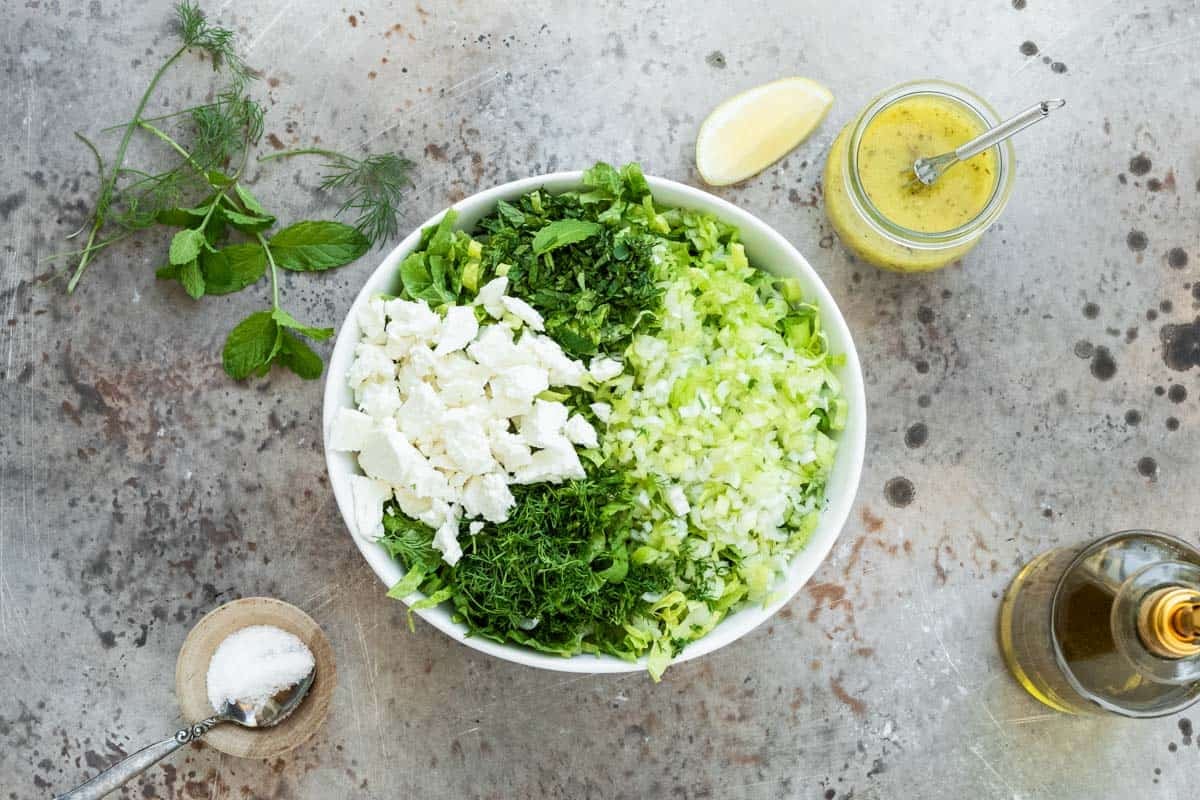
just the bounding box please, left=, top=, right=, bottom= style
left=59, top=2, right=412, bottom=383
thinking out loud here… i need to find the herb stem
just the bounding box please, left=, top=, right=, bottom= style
left=256, top=232, right=281, bottom=310
left=137, top=121, right=208, bottom=177
left=67, top=44, right=189, bottom=293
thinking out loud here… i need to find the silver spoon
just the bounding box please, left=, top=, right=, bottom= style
left=54, top=667, right=316, bottom=800
left=909, top=98, right=1066, bottom=187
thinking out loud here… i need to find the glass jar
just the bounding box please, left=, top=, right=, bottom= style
left=999, top=530, right=1200, bottom=717
left=822, top=80, right=1016, bottom=272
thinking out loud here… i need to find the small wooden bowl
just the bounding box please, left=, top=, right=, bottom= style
left=175, top=597, right=336, bottom=759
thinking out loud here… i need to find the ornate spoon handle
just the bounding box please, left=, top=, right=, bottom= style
left=55, top=717, right=225, bottom=800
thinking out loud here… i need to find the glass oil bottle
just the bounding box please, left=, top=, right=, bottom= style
left=998, top=530, right=1200, bottom=716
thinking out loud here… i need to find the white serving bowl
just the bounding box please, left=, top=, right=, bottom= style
left=324, top=172, right=866, bottom=674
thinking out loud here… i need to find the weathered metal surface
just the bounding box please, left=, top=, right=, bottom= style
left=3, top=1, right=1198, bottom=797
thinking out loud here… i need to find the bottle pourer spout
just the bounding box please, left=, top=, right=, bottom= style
left=1139, top=588, right=1200, bottom=658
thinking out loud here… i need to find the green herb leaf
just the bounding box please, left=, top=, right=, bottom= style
left=531, top=219, right=602, bottom=255
left=169, top=228, right=206, bottom=265
left=275, top=330, right=323, bottom=379
left=271, top=308, right=333, bottom=340
left=234, top=184, right=270, bottom=217
left=155, top=207, right=208, bottom=227
left=386, top=564, right=428, bottom=599
left=268, top=221, right=370, bottom=271
left=155, top=263, right=180, bottom=280
left=219, top=206, right=275, bottom=233
left=222, top=311, right=279, bottom=380
left=199, top=243, right=266, bottom=294
left=179, top=258, right=205, bottom=299
left=398, top=252, right=457, bottom=306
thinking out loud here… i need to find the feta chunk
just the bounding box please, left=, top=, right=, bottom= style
left=518, top=399, right=569, bottom=448
left=383, top=332, right=415, bottom=361
left=384, top=298, right=441, bottom=340
left=349, top=475, right=391, bottom=540
left=467, top=325, right=523, bottom=371
left=440, top=413, right=497, bottom=475
left=666, top=485, right=691, bottom=517
left=563, top=414, right=598, bottom=448
left=488, top=425, right=533, bottom=471
left=432, top=512, right=463, bottom=566
left=590, top=402, right=612, bottom=423
left=489, top=363, right=550, bottom=407
left=434, top=353, right=491, bottom=406
left=589, top=357, right=624, bottom=383
left=468, top=520, right=485, bottom=536
left=397, top=383, right=445, bottom=445
left=347, top=343, right=394, bottom=389
left=500, top=295, right=545, bottom=331
left=358, top=381, right=403, bottom=421
left=329, top=407, right=376, bottom=451
left=512, top=436, right=585, bottom=484
left=435, top=305, right=479, bottom=356
left=518, top=334, right=587, bottom=386
left=393, top=486, right=433, bottom=519
left=474, top=276, right=508, bottom=318
left=357, top=297, right=387, bottom=344
left=358, top=429, right=449, bottom=501
left=461, top=473, right=515, bottom=522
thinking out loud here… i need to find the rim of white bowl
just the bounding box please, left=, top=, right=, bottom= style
left=323, top=171, right=867, bottom=674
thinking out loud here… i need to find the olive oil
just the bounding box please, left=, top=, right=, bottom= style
left=999, top=531, right=1200, bottom=717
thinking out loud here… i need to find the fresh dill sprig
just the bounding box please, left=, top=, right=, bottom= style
left=380, top=466, right=673, bottom=657
left=59, top=2, right=386, bottom=387
left=66, top=1, right=258, bottom=291
left=259, top=148, right=414, bottom=247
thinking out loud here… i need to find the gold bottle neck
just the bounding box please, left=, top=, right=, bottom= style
left=1138, top=587, right=1200, bottom=659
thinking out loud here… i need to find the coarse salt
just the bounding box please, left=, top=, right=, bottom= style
left=206, top=625, right=314, bottom=714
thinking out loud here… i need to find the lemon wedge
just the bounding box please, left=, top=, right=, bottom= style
left=695, top=77, right=833, bottom=186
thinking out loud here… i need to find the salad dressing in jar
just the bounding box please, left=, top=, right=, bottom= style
left=823, top=80, right=1015, bottom=272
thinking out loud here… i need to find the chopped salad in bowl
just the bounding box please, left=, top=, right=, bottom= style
left=324, top=163, right=865, bottom=679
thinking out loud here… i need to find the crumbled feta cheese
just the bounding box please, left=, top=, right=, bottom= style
left=467, top=325, right=523, bottom=370
left=349, top=475, right=391, bottom=540
left=666, top=485, right=691, bottom=517
left=357, top=429, right=421, bottom=485
left=344, top=284, right=604, bottom=566
left=440, top=413, right=496, bottom=475
left=512, top=437, right=585, bottom=484
left=385, top=298, right=440, bottom=340
left=435, top=305, right=479, bottom=356
left=357, top=298, right=387, bottom=344
left=518, top=334, right=587, bottom=386
left=474, top=276, right=508, bottom=318
left=330, top=408, right=376, bottom=451
left=383, top=332, right=414, bottom=361
left=590, top=402, right=613, bottom=423
left=461, top=473, right=515, bottom=522
left=488, top=425, right=533, bottom=471
left=500, top=295, right=545, bottom=331
left=347, top=343, right=394, bottom=389
left=563, top=414, right=598, bottom=448
left=432, top=513, right=463, bottom=566
left=397, top=383, right=444, bottom=445
left=433, top=353, right=491, bottom=406
left=588, top=356, right=624, bottom=383
left=518, top=400, right=569, bottom=448
left=359, top=381, right=403, bottom=421
left=489, top=363, right=550, bottom=407
left=393, top=487, right=433, bottom=519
